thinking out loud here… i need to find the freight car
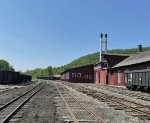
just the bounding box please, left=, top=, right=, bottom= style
left=0, top=71, right=32, bottom=84
left=20, top=74, right=32, bottom=82
left=37, top=77, right=56, bottom=80
left=125, top=69, right=150, bottom=91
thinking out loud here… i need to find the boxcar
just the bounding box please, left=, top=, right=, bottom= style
left=125, top=69, right=150, bottom=91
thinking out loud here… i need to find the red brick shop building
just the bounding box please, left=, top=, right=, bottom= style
left=61, top=64, right=94, bottom=83
left=94, top=53, right=129, bottom=85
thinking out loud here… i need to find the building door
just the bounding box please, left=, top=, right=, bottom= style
left=99, top=72, right=100, bottom=83
left=106, top=75, right=108, bottom=84
left=95, top=72, right=99, bottom=83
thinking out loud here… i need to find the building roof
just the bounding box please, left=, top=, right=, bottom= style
left=94, top=53, right=130, bottom=66
left=61, top=64, right=94, bottom=74
left=113, top=50, right=150, bottom=68
left=103, top=53, right=130, bottom=56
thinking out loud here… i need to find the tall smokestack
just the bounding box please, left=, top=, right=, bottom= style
left=100, top=33, right=108, bottom=62
left=137, top=45, right=142, bottom=54
left=105, top=34, right=107, bottom=53
left=100, top=33, right=103, bottom=62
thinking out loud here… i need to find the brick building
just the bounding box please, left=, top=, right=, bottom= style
left=94, top=53, right=129, bottom=85
left=61, top=64, right=94, bottom=83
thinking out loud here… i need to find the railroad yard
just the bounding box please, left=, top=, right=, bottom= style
left=0, top=80, right=148, bottom=123
left=1, top=1, right=150, bottom=122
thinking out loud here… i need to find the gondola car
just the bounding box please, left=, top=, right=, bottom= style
left=0, top=71, right=32, bottom=84
left=26, top=75, right=32, bottom=82
left=125, top=69, right=150, bottom=91
left=19, top=74, right=32, bottom=83
left=0, top=71, right=15, bottom=84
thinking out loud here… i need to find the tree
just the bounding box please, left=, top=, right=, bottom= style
left=9, top=65, right=15, bottom=72
left=0, top=60, right=15, bottom=71
left=47, top=66, right=53, bottom=77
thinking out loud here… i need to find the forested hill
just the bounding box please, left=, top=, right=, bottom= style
left=25, top=47, right=150, bottom=78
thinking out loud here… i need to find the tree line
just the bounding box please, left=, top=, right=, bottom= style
left=25, top=66, right=53, bottom=79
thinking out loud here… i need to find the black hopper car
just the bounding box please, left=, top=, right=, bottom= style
left=125, top=69, right=150, bottom=91
left=37, top=77, right=60, bottom=80
left=0, top=71, right=32, bottom=84
left=37, top=77, right=53, bottom=80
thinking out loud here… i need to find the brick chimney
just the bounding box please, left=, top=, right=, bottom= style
left=137, top=45, right=142, bottom=53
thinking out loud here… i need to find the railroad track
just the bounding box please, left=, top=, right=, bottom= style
left=0, top=89, right=10, bottom=94
left=0, top=83, right=43, bottom=123
left=61, top=82, right=150, bottom=102
left=96, top=85, right=150, bottom=101
left=61, top=81, right=150, bottom=121
left=53, top=82, right=106, bottom=123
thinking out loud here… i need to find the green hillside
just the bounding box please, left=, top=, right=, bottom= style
left=53, top=47, right=150, bottom=74
left=25, top=47, right=150, bottom=78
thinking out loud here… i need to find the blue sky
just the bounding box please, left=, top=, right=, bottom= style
left=0, top=0, right=150, bottom=71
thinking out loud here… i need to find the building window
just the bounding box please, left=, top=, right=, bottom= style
left=101, top=62, right=108, bottom=68
left=118, top=70, right=121, bottom=83
left=103, top=63, right=108, bottom=68
left=89, top=75, right=93, bottom=79
left=77, top=73, right=81, bottom=78
left=84, top=75, right=88, bottom=79
left=125, top=74, right=127, bottom=83
left=72, top=73, right=76, bottom=77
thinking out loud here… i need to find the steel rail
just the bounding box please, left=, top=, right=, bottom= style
left=1, top=86, right=43, bottom=123
left=92, top=84, right=150, bottom=102
left=54, top=83, right=79, bottom=123
left=66, top=83, right=150, bottom=119
left=103, top=94, right=150, bottom=117
left=55, top=82, right=106, bottom=123
left=0, top=89, right=10, bottom=94
left=64, top=82, right=150, bottom=108
left=80, top=87, right=150, bottom=116
left=0, top=83, right=41, bottom=111
left=62, top=85, right=106, bottom=123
